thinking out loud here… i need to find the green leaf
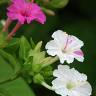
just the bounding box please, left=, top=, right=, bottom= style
left=0, top=88, right=11, bottom=96
left=0, top=77, right=36, bottom=96
left=0, top=32, right=8, bottom=48
left=0, top=55, right=13, bottom=83
left=48, top=0, right=69, bottom=8
left=0, top=49, right=21, bottom=75
left=19, top=36, right=31, bottom=61
left=34, top=41, right=42, bottom=52
left=30, top=38, right=35, bottom=49
left=5, top=38, right=20, bottom=53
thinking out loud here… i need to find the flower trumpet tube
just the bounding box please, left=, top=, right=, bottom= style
left=41, top=81, right=54, bottom=91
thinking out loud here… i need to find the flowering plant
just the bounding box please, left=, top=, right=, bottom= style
left=0, top=0, right=95, bottom=96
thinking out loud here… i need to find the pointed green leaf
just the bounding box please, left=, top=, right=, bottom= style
left=0, top=32, right=8, bottom=48
left=0, top=49, right=21, bottom=75
left=5, top=38, right=20, bottom=53
left=30, top=38, right=35, bottom=49
left=19, top=36, right=31, bottom=61
left=34, top=41, right=42, bottom=52
left=0, top=55, right=13, bottom=83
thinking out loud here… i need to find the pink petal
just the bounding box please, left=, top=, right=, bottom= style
left=74, top=50, right=84, bottom=56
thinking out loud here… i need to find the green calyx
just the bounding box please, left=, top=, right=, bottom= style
left=33, top=74, right=44, bottom=84
left=28, top=41, right=58, bottom=73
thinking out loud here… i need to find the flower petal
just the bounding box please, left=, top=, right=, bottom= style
left=52, top=78, right=68, bottom=96
left=67, top=36, right=84, bottom=51
left=74, top=82, right=92, bottom=96
left=73, top=49, right=84, bottom=62
left=52, top=30, right=68, bottom=48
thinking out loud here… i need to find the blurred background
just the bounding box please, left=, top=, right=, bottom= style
left=0, top=0, right=96, bottom=96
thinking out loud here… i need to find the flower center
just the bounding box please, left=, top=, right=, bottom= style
left=20, top=4, right=32, bottom=17
left=21, top=10, right=30, bottom=17
left=66, top=82, right=75, bottom=90
left=62, top=49, right=67, bottom=53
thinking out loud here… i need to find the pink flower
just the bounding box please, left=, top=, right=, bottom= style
left=7, top=0, right=46, bottom=24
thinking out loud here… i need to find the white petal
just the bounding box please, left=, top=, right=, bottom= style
left=75, top=56, right=84, bottom=62
left=53, top=51, right=67, bottom=64
left=45, top=40, right=61, bottom=56
left=68, top=91, right=79, bottom=96
left=45, top=40, right=59, bottom=50
left=53, top=65, right=70, bottom=77
left=70, top=68, right=87, bottom=81
left=67, top=36, right=84, bottom=51
left=54, top=88, right=68, bottom=96
left=65, top=55, right=74, bottom=64
left=58, top=54, right=66, bottom=64
left=52, top=78, right=68, bottom=96
left=46, top=49, right=58, bottom=56
left=52, top=78, right=67, bottom=89
left=53, top=65, right=87, bottom=81
left=53, top=65, right=72, bottom=79
left=52, top=30, right=68, bottom=48
left=74, top=82, right=92, bottom=96
left=58, top=65, right=70, bottom=71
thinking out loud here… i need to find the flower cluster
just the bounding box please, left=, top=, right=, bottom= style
left=45, top=30, right=92, bottom=96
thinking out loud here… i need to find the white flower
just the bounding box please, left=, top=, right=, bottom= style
left=52, top=65, right=92, bottom=96
left=45, top=30, right=84, bottom=64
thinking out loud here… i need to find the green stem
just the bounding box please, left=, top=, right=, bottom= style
left=7, top=22, right=21, bottom=40
left=41, top=81, right=54, bottom=91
